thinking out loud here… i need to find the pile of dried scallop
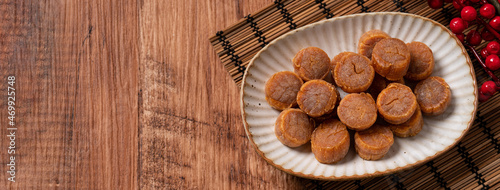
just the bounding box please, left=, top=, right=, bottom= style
left=265, top=30, right=452, bottom=164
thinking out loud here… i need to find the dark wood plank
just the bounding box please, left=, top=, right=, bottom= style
left=138, top=0, right=306, bottom=189
left=0, top=0, right=138, bottom=188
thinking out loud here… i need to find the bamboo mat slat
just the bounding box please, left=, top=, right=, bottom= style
left=210, top=0, right=500, bottom=189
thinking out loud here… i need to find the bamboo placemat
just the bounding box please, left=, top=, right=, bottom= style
left=210, top=0, right=500, bottom=189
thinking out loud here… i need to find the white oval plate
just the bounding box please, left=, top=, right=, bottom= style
left=241, top=12, right=477, bottom=180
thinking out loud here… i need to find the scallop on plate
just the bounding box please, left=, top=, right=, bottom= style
left=241, top=12, right=478, bottom=180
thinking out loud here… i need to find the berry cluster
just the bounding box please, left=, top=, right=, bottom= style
left=428, top=0, right=500, bottom=102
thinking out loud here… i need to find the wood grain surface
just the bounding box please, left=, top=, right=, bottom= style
left=138, top=0, right=305, bottom=189
left=0, top=0, right=139, bottom=189
left=0, top=0, right=306, bottom=189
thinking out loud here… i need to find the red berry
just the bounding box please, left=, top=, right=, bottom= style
left=481, top=0, right=489, bottom=4
left=487, top=41, right=500, bottom=54
left=456, top=33, right=465, bottom=43
left=470, top=0, right=480, bottom=2
left=481, top=29, right=495, bottom=41
left=453, top=0, right=467, bottom=11
left=428, top=0, right=444, bottom=9
left=489, top=16, right=500, bottom=31
left=480, top=81, right=498, bottom=96
left=480, top=4, right=496, bottom=19
left=481, top=48, right=491, bottom=59
left=479, top=90, right=491, bottom=102
left=485, top=54, right=500, bottom=70
left=461, top=6, right=477, bottom=22
left=466, top=30, right=482, bottom=46
left=450, top=18, right=467, bottom=34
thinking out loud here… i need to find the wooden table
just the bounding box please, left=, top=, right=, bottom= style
left=0, top=0, right=309, bottom=189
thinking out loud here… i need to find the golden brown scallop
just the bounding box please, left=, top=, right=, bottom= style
left=372, top=38, right=411, bottom=81
left=265, top=71, right=304, bottom=110
left=389, top=105, right=424, bottom=137
left=405, top=41, right=434, bottom=81
left=275, top=108, right=315, bottom=147
left=311, top=119, right=350, bottom=164
left=355, top=124, right=394, bottom=160
left=334, top=53, right=375, bottom=93
left=368, top=74, right=405, bottom=99
left=293, top=47, right=331, bottom=81
left=337, top=93, right=377, bottom=131
left=313, top=91, right=341, bottom=123
left=331, top=52, right=355, bottom=71
left=377, top=83, right=418, bottom=124
left=330, top=52, right=356, bottom=86
left=414, top=76, right=452, bottom=115
left=297, top=80, right=339, bottom=117
left=358, top=30, right=391, bottom=59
